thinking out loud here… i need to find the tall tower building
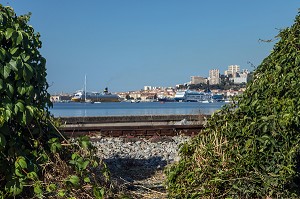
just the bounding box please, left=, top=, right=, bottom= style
left=225, top=65, right=240, bottom=77
left=209, top=69, right=220, bottom=85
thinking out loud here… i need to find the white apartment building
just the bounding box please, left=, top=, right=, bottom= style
left=225, top=65, right=240, bottom=77
left=144, top=86, right=152, bottom=91
left=231, top=68, right=250, bottom=84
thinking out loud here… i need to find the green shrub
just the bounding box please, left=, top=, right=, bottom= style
left=165, top=11, right=300, bottom=198
left=0, top=5, right=110, bottom=198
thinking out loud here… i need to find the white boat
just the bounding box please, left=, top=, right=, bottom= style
left=71, top=75, right=120, bottom=102
left=174, top=90, right=212, bottom=102
left=174, top=90, right=186, bottom=102
left=71, top=88, right=120, bottom=102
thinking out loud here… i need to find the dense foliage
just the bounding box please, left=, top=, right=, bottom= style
left=0, top=5, right=111, bottom=198
left=166, top=11, right=300, bottom=198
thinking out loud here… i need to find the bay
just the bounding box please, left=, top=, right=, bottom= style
left=50, top=102, right=227, bottom=117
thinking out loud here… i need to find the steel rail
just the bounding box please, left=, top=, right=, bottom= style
left=60, top=124, right=204, bottom=137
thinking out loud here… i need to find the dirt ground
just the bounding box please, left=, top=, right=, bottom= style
left=106, top=158, right=169, bottom=199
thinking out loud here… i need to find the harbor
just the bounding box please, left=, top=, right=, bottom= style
left=50, top=101, right=227, bottom=117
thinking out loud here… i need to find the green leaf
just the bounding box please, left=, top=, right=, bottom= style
left=0, top=79, right=3, bottom=90
left=34, top=184, right=43, bottom=195
left=82, top=160, right=90, bottom=170
left=27, top=172, right=38, bottom=180
left=93, top=187, right=105, bottom=199
left=15, top=168, right=24, bottom=177
left=0, top=48, right=6, bottom=60
left=9, top=60, right=18, bottom=71
left=15, top=156, right=27, bottom=169
left=10, top=47, right=18, bottom=55
left=5, top=179, right=24, bottom=196
left=79, top=136, right=91, bottom=149
left=7, top=83, right=14, bottom=96
left=4, top=64, right=11, bottom=78
left=16, top=31, right=23, bottom=45
left=5, top=28, right=14, bottom=39
left=84, top=177, right=90, bottom=183
left=17, top=87, right=26, bottom=95
left=22, top=111, right=31, bottom=125
left=67, top=175, right=80, bottom=187
left=0, top=133, right=7, bottom=149
left=4, top=109, right=11, bottom=121
left=23, top=63, right=33, bottom=81
left=245, top=139, right=252, bottom=150
left=46, top=184, right=56, bottom=192
left=21, top=53, right=30, bottom=62
left=15, top=101, right=25, bottom=113
left=58, top=189, right=66, bottom=197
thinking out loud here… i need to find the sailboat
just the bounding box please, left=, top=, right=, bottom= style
left=71, top=75, right=120, bottom=103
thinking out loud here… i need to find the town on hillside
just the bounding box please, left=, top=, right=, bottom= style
left=51, top=65, right=253, bottom=103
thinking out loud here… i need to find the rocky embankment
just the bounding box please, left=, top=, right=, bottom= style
left=91, top=135, right=192, bottom=198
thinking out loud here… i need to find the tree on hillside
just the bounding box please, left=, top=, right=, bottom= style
left=166, top=11, right=300, bottom=198
left=0, top=5, right=110, bottom=198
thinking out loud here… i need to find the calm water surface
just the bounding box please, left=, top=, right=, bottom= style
left=50, top=102, right=227, bottom=117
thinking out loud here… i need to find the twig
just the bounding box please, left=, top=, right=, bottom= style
left=48, top=118, right=69, bottom=143
left=133, top=184, right=167, bottom=195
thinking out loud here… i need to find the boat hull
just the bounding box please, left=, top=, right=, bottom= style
left=71, top=91, right=120, bottom=102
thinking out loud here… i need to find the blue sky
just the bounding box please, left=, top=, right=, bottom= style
left=4, top=1, right=299, bottom=94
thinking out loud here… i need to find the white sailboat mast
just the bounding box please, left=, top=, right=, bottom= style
left=84, top=74, right=87, bottom=102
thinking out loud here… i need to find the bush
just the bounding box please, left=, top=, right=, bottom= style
left=165, top=11, right=300, bottom=198
left=0, top=5, right=111, bottom=198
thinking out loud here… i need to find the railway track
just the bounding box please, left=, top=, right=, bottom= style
left=60, top=124, right=204, bottom=137
left=57, top=114, right=207, bottom=137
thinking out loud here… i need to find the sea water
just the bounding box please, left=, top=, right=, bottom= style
left=50, top=101, right=227, bottom=117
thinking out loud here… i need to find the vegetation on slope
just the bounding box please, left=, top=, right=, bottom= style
left=0, top=5, right=113, bottom=198
left=166, top=11, right=300, bottom=198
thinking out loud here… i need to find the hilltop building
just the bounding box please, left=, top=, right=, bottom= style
left=230, top=69, right=250, bottom=84
left=209, top=69, right=220, bottom=85
left=144, top=86, right=152, bottom=91
left=225, top=65, right=240, bottom=78
left=190, top=76, right=207, bottom=84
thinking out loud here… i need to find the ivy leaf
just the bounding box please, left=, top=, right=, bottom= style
left=4, top=64, right=11, bottom=78
left=79, top=136, right=91, bottom=149
left=10, top=47, right=18, bottom=55
left=5, top=179, right=24, bottom=196
left=82, top=160, right=90, bottom=170
left=17, top=87, right=26, bottom=95
left=33, top=184, right=42, bottom=195
left=46, top=184, right=56, bottom=192
left=23, top=63, right=33, bottom=81
left=0, top=48, right=6, bottom=60
left=15, top=156, right=27, bottom=169
left=15, top=101, right=25, bottom=113
left=5, top=28, right=14, bottom=39
left=7, top=83, right=14, bottom=97
left=0, top=133, right=6, bottom=150
left=16, top=31, right=23, bottom=45
left=67, top=175, right=80, bottom=187
left=27, top=172, right=38, bottom=180
left=93, top=187, right=105, bottom=199
left=9, top=60, right=18, bottom=71
left=4, top=109, right=11, bottom=121
left=84, top=177, right=90, bottom=183
left=26, top=105, right=35, bottom=117
left=21, top=53, right=30, bottom=62
left=0, top=79, right=3, bottom=90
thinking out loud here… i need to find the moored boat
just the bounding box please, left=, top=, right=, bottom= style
left=174, top=90, right=212, bottom=102
left=71, top=87, right=120, bottom=102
